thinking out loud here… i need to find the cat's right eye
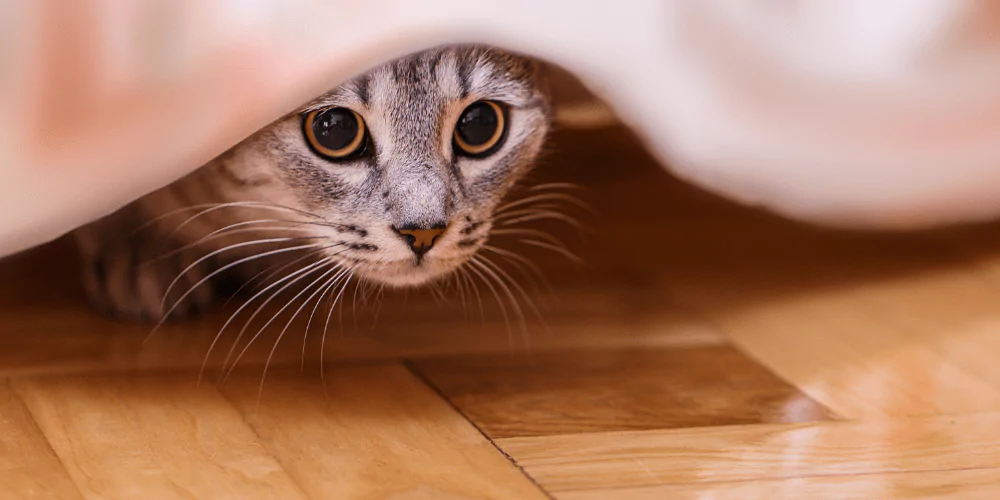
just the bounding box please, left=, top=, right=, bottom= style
left=453, top=100, right=507, bottom=158
left=303, top=107, right=368, bottom=160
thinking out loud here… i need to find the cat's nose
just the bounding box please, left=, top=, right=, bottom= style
left=393, top=225, right=447, bottom=257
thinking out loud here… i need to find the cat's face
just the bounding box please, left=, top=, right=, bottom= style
left=229, top=46, right=549, bottom=287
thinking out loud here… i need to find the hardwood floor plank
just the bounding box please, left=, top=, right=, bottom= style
left=0, top=380, right=82, bottom=500
left=414, top=346, right=835, bottom=439
left=555, top=124, right=1000, bottom=420
left=858, top=256, right=1000, bottom=392
left=557, top=468, right=1000, bottom=500
left=7, top=126, right=1000, bottom=498
left=12, top=374, right=308, bottom=500
left=219, top=363, right=548, bottom=500
left=0, top=283, right=720, bottom=378
left=656, top=235, right=1000, bottom=418
left=497, top=412, right=1000, bottom=492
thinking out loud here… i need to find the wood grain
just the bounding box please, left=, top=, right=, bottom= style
left=5, top=125, right=1000, bottom=498
left=0, top=380, right=81, bottom=499
left=218, top=363, right=548, bottom=500
left=12, top=374, right=308, bottom=500
left=650, top=221, right=1000, bottom=418
left=0, top=241, right=722, bottom=378
left=498, top=412, right=1000, bottom=492
left=558, top=469, right=1000, bottom=500
left=415, top=346, right=835, bottom=438
left=558, top=125, right=1000, bottom=420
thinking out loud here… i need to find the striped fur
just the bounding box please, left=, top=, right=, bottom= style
left=73, top=46, right=551, bottom=322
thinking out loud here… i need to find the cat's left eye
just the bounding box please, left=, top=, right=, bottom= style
left=453, top=100, right=507, bottom=157
left=303, top=107, right=368, bottom=160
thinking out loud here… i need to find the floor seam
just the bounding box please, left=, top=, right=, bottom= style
left=402, top=359, right=557, bottom=500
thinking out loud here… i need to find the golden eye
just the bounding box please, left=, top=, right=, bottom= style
left=303, top=107, right=367, bottom=160
left=453, top=100, right=506, bottom=157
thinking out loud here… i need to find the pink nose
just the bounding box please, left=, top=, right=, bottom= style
left=394, top=227, right=447, bottom=256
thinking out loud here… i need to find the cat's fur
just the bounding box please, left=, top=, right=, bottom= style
left=73, top=45, right=550, bottom=321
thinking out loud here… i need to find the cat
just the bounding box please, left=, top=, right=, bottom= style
left=72, top=45, right=553, bottom=323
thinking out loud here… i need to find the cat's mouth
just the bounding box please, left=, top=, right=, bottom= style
left=340, top=255, right=470, bottom=288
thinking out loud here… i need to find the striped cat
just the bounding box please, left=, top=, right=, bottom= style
left=73, top=45, right=553, bottom=322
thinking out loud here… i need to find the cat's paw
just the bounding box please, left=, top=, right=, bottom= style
left=81, top=241, right=217, bottom=323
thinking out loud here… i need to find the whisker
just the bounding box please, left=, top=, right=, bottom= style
left=150, top=242, right=325, bottom=344
left=229, top=263, right=341, bottom=394
left=301, top=267, right=351, bottom=370
left=223, top=247, right=330, bottom=307
left=320, top=271, right=354, bottom=388
left=520, top=239, right=586, bottom=265
left=370, top=283, right=386, bottom=329
left=129, top=203, right=253, bottom=236
left=164, top=202, right=324, bottom=238
left=132, top=202, right=325, bottom=250
left=466, top=260, right=514, bottom=348
left=459, top=266, right=485, bottom=324
left=482, top=245, right=553, bottom=297
left=198, top=254, right=335, bottom=382
left=219, top=258, right=333, bottom=378
left=528, top=182, right=587, bottom=192
left=472, top=256, right=531, bottom=351
left=160, top=237, right=323, bottom=312
left=490, top=228, right=567, bottom=247
left=351, top=277, right=366, bottom=331
left=478, top=254, right=548, bottom=333
left=452, top=270, right=469, bottom=315
left=360, top=278, right=380, bottom=307
left=144, top=219, right=315, bottom=264
left=428, top=280, right=448, bottom=308
left=495, top=202, right=563, bottom=214
left=495, top=192, right=595, bottom=216
left=498, top=211, right=584, bottom=230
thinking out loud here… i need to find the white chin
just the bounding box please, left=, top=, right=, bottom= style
left=357, top=260, right=457, bottom=288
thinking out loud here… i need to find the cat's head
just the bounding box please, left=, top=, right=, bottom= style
left=228, top=46, right=550, bottom=286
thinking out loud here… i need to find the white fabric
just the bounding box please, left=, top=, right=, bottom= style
left=4, top=0, right=1000, bottom=256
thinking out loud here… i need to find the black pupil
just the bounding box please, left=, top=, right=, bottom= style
left=313, top=108, right=359, bottom=152
left=456, top=102, right=499, bottom=147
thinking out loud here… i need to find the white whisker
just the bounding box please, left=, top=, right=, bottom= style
left=452, top=270, right=469, bottom=314
left=490, top=228, right=567, bottom=247
left=230, top=263, right=340, bottom=393
left=495, top=192, right=595, bottom=216
left=151, top=242, right=325, bottom=345
left=370, top=283, right=387, bottom=329
left=472, top=256, right=531, bottom=351
left=223, top=247, right=330, bottom=307
left=482, top=244, right=553, bottom=297
left=529, top=182, right=586, bottom=192
left=198, top=254, right=335, bottom=382
left=165, top=202, right=324, bottom=238
left=145, top=222, right=315, bottom=265
left=466, top=260, right=513, bottom=348
left=478, top=254, right=548, bottom=333
left=499, top=211, right=584, bottom=230
left=459, top=266, right=485, bottom=323
left=160, top=237, right=323, bottom=311
left=219, top=258, right=332, bottom=377
left=301, top=267, right=351, bottom=370
left=320, top=271, right=354, bottom=388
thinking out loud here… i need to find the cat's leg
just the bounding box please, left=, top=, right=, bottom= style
left=73, top=207, right=218, bottom=323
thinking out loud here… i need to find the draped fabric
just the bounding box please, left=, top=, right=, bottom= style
left=4, top=1, right=1000, bottom=256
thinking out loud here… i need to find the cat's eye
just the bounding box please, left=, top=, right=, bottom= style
left=453, top=100, right=507, bottom=157
left=303, top=107, right=367, bottom=160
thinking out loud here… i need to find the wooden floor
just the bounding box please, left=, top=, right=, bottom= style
left=4, top=125, right=1000, bottom=499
